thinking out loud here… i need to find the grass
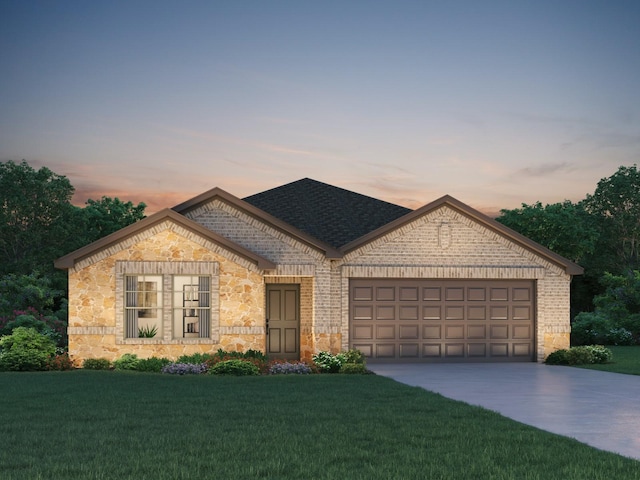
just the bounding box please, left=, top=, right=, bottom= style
left=575, top=345, right=640, bottom=375
left=1, top=371, right=638, bottom=479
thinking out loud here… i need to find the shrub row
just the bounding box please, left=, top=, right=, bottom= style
left=544, top=345, right=613, bottom=366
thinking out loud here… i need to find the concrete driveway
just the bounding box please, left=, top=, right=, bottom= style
left=368, top=363, right=640, bottom=461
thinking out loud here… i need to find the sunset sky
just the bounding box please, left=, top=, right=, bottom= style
left=1, top=1, right=639, bottom=216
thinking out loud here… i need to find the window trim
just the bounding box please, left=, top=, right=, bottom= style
left=115, top=261, right=219, bottom=344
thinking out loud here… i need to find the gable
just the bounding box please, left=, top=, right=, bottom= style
left=55, top=209, right=276, bottom=272
left=342, top=196, right=583, bottom=275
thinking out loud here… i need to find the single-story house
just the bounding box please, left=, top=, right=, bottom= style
left=55, top=178, right=583, bottom=363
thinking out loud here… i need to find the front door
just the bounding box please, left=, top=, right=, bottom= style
left=266, top=284, right=300, bottom=360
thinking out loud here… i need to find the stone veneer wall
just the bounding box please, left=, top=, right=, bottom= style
left=67, top=223, right=266, bottom=363
left=336, top=206, right=573, bottom=361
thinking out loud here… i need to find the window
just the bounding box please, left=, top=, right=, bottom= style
left=124, top=275, right=163, bottom=338
left=118, top=261, right=219, bottom=343
left=173, top=275, right=211, bottom=339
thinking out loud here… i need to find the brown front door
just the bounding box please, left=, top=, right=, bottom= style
left=266, top=284, right=300, bottom=360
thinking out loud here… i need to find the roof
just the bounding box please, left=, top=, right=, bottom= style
left=243, top=178, right=412, bottom=248
left=54, top=209, right=276, bottom=271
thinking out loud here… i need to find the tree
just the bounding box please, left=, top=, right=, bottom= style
left=583, top=164, right=640, bottom=273
left=0, top=160, right=76, bottom=279
left=496, top=200, right=598, bottom=264
left=80, top=196, right=146, bottom=244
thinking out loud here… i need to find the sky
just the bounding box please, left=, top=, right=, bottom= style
left=1, top=0, right=639, bottom=216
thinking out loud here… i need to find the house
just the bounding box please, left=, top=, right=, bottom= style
left=55, top=178, right=583, bottom=363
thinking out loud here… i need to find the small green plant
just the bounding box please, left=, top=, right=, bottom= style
left=113, top=353, right=140, bottom=370
left=138, top=325, right=158, bottom=338
left=82, top=358, right=112, bottom=370
left=208, top=359, right=260, bottom=376
left=544, top=349, right=569, bottom=365
left=136, top=356, right=171, bottom=372
left=176, top=352, right=215, bottom=364
left=0, top=326, right=56, bottom=371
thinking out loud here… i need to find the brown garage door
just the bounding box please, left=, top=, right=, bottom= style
left=350, top=279, right=535, bottom=362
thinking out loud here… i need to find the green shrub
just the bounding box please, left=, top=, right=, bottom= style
left=544, top=349, right=570, bottom=365
left=82, top=358, right=112, bottom=370
left=312, top=351, right=345, bottom=373
left=571, top=312, right=610, bottom=346
left=566, top=346, right=596, bottom=365
left=582, top=345, right=613, bottom=363
left=342, top=349, right=365, bottom=364
left=177, top=352, right=215, bottom=364
left=113, top=353, right=140, bottom=371
left=208, top=359, right=260, bottom=376
left=0, top=326, right=56, bottom=371
left=204, top=349, right=268, bottom=373
left=545, top=345, right=613, bottom=366
left=339, top=363, right=367, bottom=374
left=135, top=356, right=171, bottom=372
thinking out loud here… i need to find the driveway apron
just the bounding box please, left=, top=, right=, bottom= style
left=368, top=363, right=640, bottom=461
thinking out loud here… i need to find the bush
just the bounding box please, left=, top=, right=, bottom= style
left=46, top=352, right=75, bottom=371
left=312, top=351, right=345, bottom=373
left=176, top=353, right=215, bottom=364
left=342, top=349, right=365, bottom=364
left=209, top=359, right=260, bottom=376
left=571, top=312, right=610, bottom=346
left=268, top=361, right=313, bottom=375
left=0, top=326, right=56, bottom=371
left=204, top=349, right=268, bottom=373
left=83, top=358, right=112, bottom=370
left=544, top=349, right=569, bottom=365
left=113, top=353, right=140, bottom=371
left=339, top=363, right=367, bottom=374
left=161, top=363, right=207, bottom=375
left=136, top=356, right=171, bottom=372
left=605, top=328, right=634, bottom=346
left=545, top=345, right=613, bottom=366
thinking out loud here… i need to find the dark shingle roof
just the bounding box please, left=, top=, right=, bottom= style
left=243, top=178, right=412, bottom=248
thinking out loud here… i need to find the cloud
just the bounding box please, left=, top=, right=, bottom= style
left=511, top=161, right=576, bottom=178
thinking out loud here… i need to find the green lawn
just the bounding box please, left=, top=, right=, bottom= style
left=1, top=371, right=638, bottom=480
left=575, top=346, right=640, bottom=375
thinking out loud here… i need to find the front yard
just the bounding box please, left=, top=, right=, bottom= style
left=574, top=345, right=640, bottom=375
left=1, top=371, right=638, bottom=479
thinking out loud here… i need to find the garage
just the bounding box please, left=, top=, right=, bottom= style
left=350, top=278, right=535, bottom=362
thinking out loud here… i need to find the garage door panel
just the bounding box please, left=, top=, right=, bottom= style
left=467, top=325, right=486, bottom=339
left=445, top=325, right=465, bottom=339
left=446, top=306, right=464, bottom=320
left=423, top=306, right=441, bottom=319
left=376, top=306, right=395, bottom=320
left=399, top=344, right=420, bottom=358
left=399, top=306, right=419, bottom=320
left=376, top=344, right=396, bottom=358
left=467, top=343, right=487, bottom=357
left=468, top=306, right=487, bottom=320
left=399, top=287, right=419, bottom=301
left=350, top=279, right=535, bottom=362
left=445, top=344, right=465, bottom=357
left=399, top=324, right=419, bottom=339
left=423, top=325, right=442, bottom=339
left=376, top=325, right=396, bottom=339
left=353, top=325, right=373, bottom=340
